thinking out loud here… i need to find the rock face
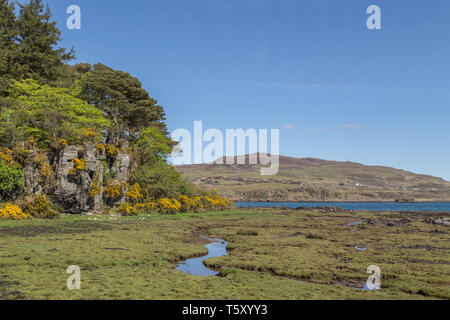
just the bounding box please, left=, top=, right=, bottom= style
left=24, top=144, right=131, bottom=214
left=53, top=146, right=88, bottom=213
left=23, top=150, right=43, bottom=195
left=84, top=144, right=104, bottom=211
left=113, top=151, right=130, bottom=182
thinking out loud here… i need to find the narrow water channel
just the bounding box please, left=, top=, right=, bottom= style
left=177, top=236, right=228, bottom=276
left=177, top=236, right=380, bottom=291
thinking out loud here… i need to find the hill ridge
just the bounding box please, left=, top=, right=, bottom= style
left=176, top=154, right=450, bottom=202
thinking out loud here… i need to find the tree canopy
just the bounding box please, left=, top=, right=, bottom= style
left=0, top=0, right=18, bottom=92
left=0, top=0, right=74, bottom=93
left=0, top=0, right=217, bottom=208
left=79, top=64, right=169, bottom=144
left=1, top=79, right=109, bottom=149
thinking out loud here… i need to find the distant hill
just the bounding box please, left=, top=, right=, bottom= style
left=176, top=154, right=450, bottom=202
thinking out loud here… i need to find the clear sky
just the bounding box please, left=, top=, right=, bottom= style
left=41, top=0, right=450, bottom=180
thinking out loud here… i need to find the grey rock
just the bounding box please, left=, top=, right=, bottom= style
left=23, top=144, right=131, bottom=214
left=112, top=151, right=130, bottom=182
left=23, top=152, right=43, bottom=194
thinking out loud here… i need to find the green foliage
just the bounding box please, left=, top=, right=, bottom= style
left=12, top=0, right=74, bottom=84
left=51, top=63, right=93, bottom=89
left=0, top=210, right=447, bottom=299
left=102, top=160, right=114, bottom=183
left=22, top=194, right=59, bottom=219
left=0, top=159, right=24, bottom=200
left=0, top=0, right=18, bottom=93
left=0, top=1, right=206, bottom=212
left=79, top=63, right=168, bottom=144
left=135, top=160, right=194, bottom=199
left=135, top=127, right=173, bottom=166
left=132, top=127, right=191, bottom=199
left=1, top=79, right=109, bottom=149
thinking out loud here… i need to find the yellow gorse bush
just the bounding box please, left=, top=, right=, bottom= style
left=202, top=195, right=234, bottom=210
left=73, top=158, right=86, bottom=170
left=89, top=175, right=101, bottom=198
left=125, top=183, right=144, bottom=202
left=118, top=203, right=137, bottom=216
left=179, top=195, right=196, bottom=212
left=157, top=198, right=181, bottom=214
left=82, top=128, right=102, bottom=144
left=0, top=147, right=15, bottom=166
left=67, top=158, right=86, bottom=176
left=33, top=153, right=53, bottom=183
left=58, top=139, right=68, bottom=148
left=104, top=182, right=128, bottom=200
left=105, top=144, right=119, bottom=158
left=0, top=203, right=30, bottom=220
left=96, top=143, right=106, bottom=153
left=114, top=190, right=232, bottom=216
left=118, top=200, right=156, bottom=216
left=82, top=128, right=100, bottom=139
left=178, top=193, right=233, bottom=212
left=23, top=194, right=59, bottom=219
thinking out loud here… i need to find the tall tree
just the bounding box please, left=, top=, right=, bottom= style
left=1, top=79, right=109, bottom=149
left=79, top=63, right=169, bottom=144
left=0, top=0, right=18, bottom=93
left=14, top=0, right=74, bottom=83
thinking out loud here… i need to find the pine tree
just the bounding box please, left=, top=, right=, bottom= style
left=80, top=63, right=169, bottom=145
left=0, top=0, right=18, bottom=93
left=14, top=0, right=74, bottom=82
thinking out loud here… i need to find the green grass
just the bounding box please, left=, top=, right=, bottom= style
left=0, top=208, right=448, bottom=300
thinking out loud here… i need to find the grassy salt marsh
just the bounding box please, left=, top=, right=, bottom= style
left=0, top=208, right=448, bottom=300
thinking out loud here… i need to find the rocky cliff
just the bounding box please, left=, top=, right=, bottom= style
left=23, top=144, right=132, bottom=214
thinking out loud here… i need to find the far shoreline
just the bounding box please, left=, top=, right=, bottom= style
left=235, top=200, right=450, bottom=203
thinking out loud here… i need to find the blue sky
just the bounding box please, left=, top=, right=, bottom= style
left=41, top=0, right=450, bottom=180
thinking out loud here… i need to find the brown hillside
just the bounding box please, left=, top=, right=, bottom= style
left=176, top=154, right=450, bottom=202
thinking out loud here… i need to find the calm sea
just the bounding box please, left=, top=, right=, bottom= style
left=236, top=202, right=450, bottom=212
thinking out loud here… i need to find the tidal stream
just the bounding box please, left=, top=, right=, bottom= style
left=177, top=236, right=228, bottom=276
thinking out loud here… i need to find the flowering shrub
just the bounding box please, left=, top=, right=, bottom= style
left=125, top=183, right=144, bottom=203
left=192, top=197, right=204, bottom=209
left=179, top=195, right=196, bottom=212
left=51, top=138, right=68, bottom=151
left=89, top=175, right=101, bottom=198
left=34, top=153, right=53, bottom=184
left=58, top=139, right=68, bottom=148
left=178, top=193, right=233, bottom=212
left=67, top=158, right=86, bottom=176
left=115, top=193, right=232, bottom=216
left=105, top=144, right=119, bottom=158
left=118, top=203, right=137, bottom=216
left=118, top=200, right=156, bottom=216
left=143, top=201, right=156, bottom=210
left=104, top=182, right=127, bottom=200
left=0, top=147, right=16, bottom=166
left=23, top=194, right=59, bottom=219
left=96, top=143, right=106, bottom=153
left=157, top=198, right=181, bottom=214
left=201, top=195, right=234, bottom=210
left=0, top=203, right=30, bottom=220
left=82, top=128, right=101, bottom=143
left=116, top=193, right=233, bottom=216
